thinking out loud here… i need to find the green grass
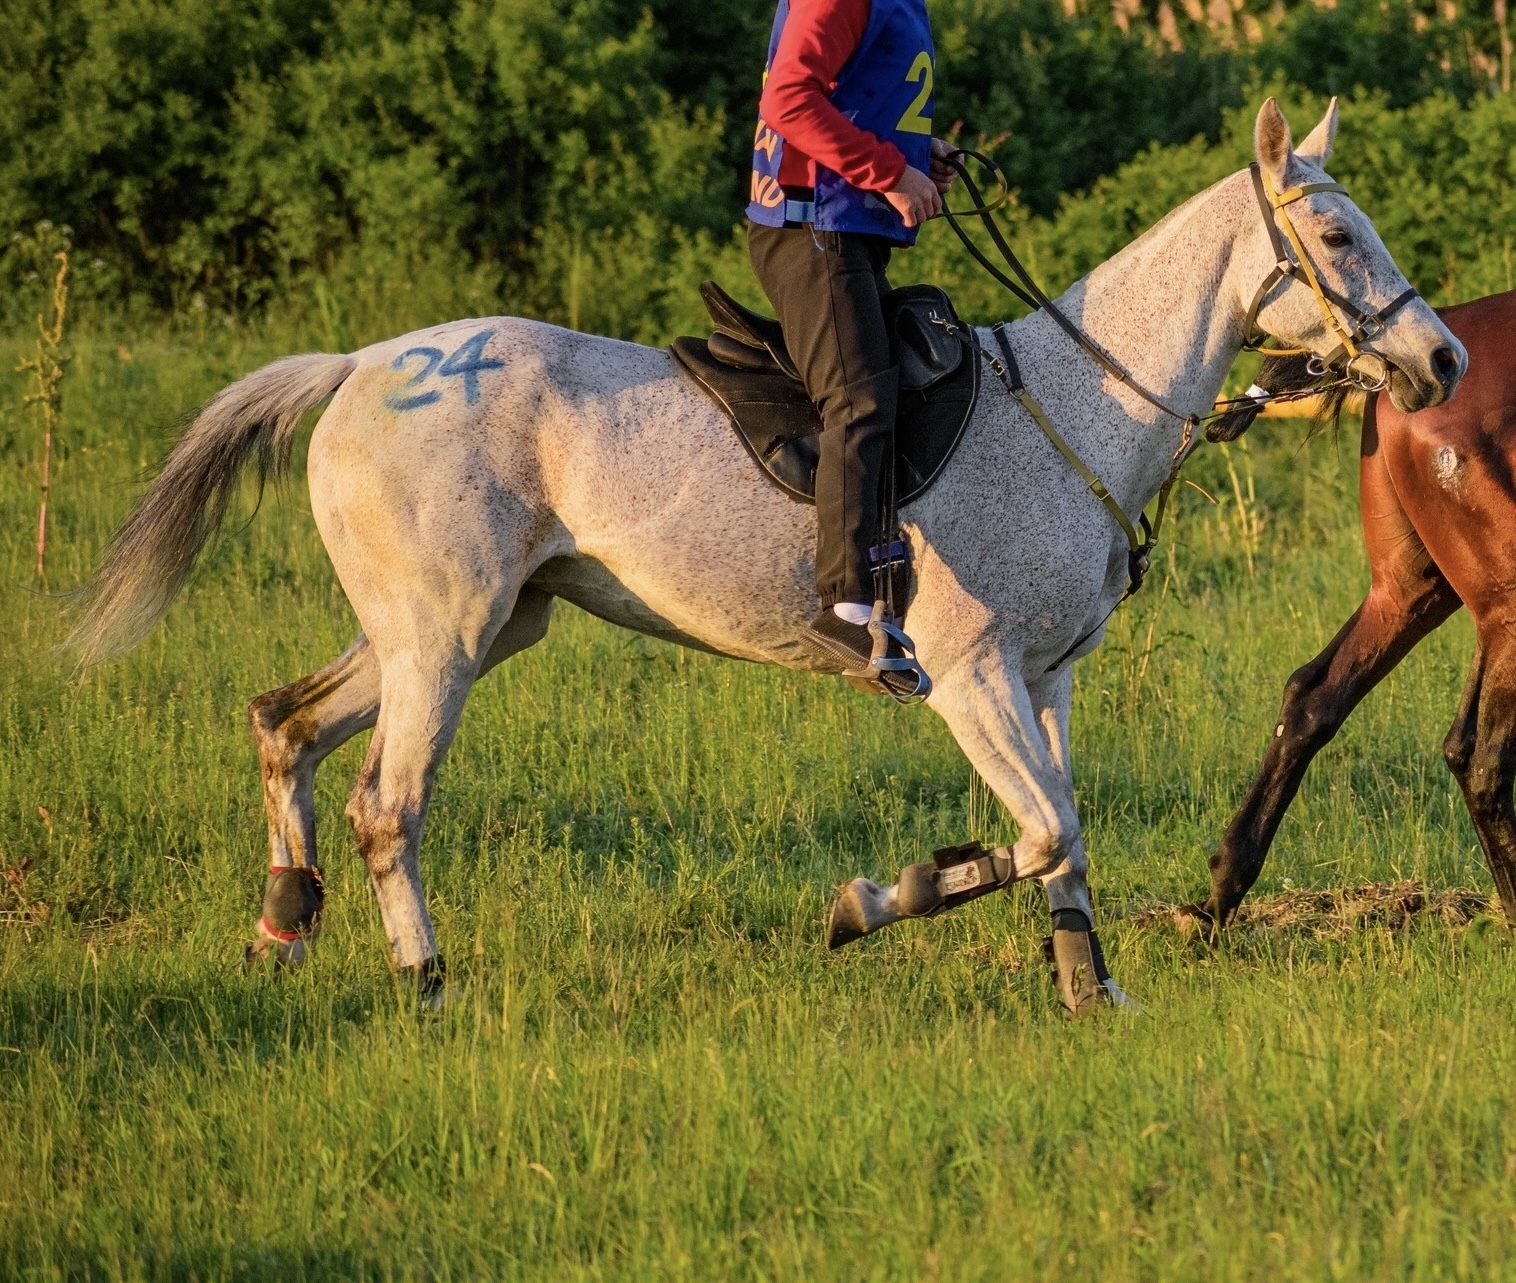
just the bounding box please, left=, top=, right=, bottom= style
left=2, top=331, right=1514, bottom=1280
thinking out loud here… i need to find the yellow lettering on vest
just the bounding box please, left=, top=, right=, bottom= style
left=753, top=122, right=781, bottom=162
left=896, top=51, right=934, bottom=136
left=751, top=174, right=785, bottom=208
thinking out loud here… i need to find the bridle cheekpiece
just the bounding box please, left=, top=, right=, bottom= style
left=1241, top=162, right=1418, bottom=392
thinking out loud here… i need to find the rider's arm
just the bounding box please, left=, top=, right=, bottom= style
left=759, top=0, right=907, bottom=193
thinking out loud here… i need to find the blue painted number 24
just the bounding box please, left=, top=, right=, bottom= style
left=385, top=329, right=504, bottom=412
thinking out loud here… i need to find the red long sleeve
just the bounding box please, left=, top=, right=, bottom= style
left=758, top=0, right=908, bottom=193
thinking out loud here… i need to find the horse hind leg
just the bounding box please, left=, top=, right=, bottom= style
left=244, top=636, right=381, bottom=967
left=340, top=585, right=553, bottom=996
left=343, top=637, right=483, bottom=998
left=1195, top=579, right=1457, bottom=929
left=1443, top=635, right=1516, bottom=922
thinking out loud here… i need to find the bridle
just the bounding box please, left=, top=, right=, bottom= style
left=935, top=149, right=1415, bottom=667
left=1240, top=162, right=1419, bottom=393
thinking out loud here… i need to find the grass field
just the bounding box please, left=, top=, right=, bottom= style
left=2, top=329, right=1514, bottom=1280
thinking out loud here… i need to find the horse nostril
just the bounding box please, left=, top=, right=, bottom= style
left=1432, top=346, right=1461, bottom=382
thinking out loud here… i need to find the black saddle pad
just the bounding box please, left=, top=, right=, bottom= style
left=669, top=282, right=980, bottom=505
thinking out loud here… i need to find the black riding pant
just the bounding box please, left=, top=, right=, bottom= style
left=748, top=221, right=899, bottom=609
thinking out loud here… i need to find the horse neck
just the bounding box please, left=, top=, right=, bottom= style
left=1047, top=171, right=1259, bottom=482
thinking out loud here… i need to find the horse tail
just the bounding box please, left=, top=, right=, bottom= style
left=66, top=352, right=357, bottom=669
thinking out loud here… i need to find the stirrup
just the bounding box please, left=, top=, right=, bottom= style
left=868, top=601, right=931, bottom=704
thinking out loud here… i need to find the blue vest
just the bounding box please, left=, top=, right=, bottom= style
left=748, top=0, right=935, bottom=245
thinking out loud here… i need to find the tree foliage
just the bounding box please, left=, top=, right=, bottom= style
left=1, top=0, right=1512, bottom=335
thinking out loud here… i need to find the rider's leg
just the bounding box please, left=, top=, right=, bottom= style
left=748, top=223, right=897, bottom=618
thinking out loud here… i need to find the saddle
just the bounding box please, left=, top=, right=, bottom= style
left=669, top=281, right=979, bottom=505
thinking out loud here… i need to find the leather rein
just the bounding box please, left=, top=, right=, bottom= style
left=937, top=150, right=1415, bottom=668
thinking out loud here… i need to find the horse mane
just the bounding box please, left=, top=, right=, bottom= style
left=1205, top=353, right=1357, bottom=443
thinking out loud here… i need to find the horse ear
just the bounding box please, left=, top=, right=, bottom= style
left=1296, top=97, right=1339, bottom=164
left=1253, top=97, right=1293, bottom=188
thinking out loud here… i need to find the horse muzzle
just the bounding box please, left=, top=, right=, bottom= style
left=1382, top=341, right=1465, bottom=412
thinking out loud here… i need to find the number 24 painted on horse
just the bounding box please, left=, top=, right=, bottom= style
left=385, top=330, right=504, bottom=412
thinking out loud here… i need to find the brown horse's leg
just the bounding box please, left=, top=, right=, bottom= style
left=1198, top=413, right=1460, bottom=926
left=1199, top=587, right=1457, bottom=924
left=1442, top=638, right=1516, bottom=921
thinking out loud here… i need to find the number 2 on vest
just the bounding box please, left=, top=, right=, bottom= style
left=896, top=52, right=933, bottom=135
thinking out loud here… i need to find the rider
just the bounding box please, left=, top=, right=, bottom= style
left=747, top=0, right=957, bottom=674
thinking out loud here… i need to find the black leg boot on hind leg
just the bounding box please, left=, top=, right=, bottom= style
left=243, top=866, right=324, bottom=969
left=1044, top=908, right=1112, bottom=1018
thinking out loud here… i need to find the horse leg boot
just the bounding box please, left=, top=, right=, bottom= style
left=1042, top=855, right=1127, bottom=1016
left=245, top=636, right=381, bottom=967
left=346, top=645, right=478, bottom=1004
left=828, top=841, right=1018, bottom=947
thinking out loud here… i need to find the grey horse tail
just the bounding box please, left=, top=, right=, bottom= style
left=66, top=352, right=357, bottom=669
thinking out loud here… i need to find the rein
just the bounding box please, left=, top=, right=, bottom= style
left=937, top=150, right=1405, bottom=668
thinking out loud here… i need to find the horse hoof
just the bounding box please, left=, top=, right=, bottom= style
left=405, top=956, right=449, bottom=1010
left=1101, top=979, right=1141, bottom=1012
left=241, top=928, right=309, bottom=971
left=827, top=878, right=895, bottom=950
left=1172, top=903, right=1218, bottom=941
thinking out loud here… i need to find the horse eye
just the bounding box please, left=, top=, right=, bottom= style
left=1322, top=229, right=1352, bottom=249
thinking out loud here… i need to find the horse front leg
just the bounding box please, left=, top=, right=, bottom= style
left=828, top=649, right=1119, bottom=1015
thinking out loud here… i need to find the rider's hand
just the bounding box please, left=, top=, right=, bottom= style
left=928, top=138, right=959, bottom=196
left=884, top=165, right=943, bottom=228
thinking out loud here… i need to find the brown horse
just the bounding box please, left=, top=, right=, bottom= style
left=1194, top=289, right=1516, bottom=927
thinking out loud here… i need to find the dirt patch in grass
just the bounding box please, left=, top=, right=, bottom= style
left=1133, top=882, right=1495, bottom=938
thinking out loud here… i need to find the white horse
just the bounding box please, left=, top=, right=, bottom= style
left=71, top=100, right=1463, bottom=1010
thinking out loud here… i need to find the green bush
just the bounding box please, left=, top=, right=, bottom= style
left=901, top=85, right=1516, bottom=332
left=4, top=0, right=1511, bottom=334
